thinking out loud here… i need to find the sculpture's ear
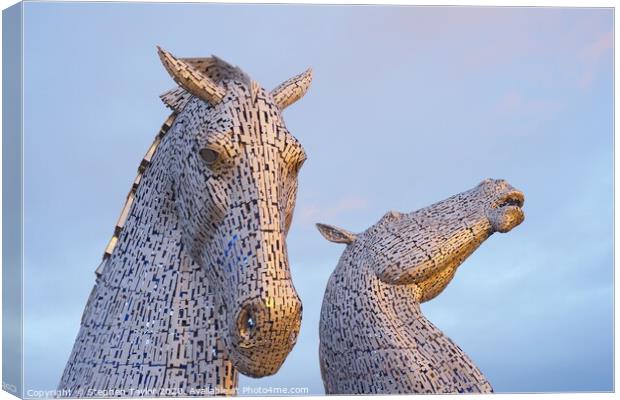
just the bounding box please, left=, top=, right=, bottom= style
left=157, top=46, right=226, bottom=106
left=160, top=87, right=193, bottom=113
left=270, top=68, right=313, bottom=110
left=316, top=223, right=357, bottom=244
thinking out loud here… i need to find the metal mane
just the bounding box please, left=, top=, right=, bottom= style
left=95, top=113, right=177, bottom=276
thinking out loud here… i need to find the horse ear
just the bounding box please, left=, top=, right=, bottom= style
left=157, top=46, right=226, bottom=106
left=316, top=223, right=356, bottom=245
left=270, top=68, right=313, bottom=110
left=160, top=87, right=193, bottom=113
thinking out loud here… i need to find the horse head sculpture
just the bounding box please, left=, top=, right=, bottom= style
left=158, top=47, right=310, bottom=376
left=58, top=48, right=312, bottom=396
left=316, top=179, right=525, bottom=393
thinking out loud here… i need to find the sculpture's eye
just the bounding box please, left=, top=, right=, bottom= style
left=199, top=148, right=219, bottom=166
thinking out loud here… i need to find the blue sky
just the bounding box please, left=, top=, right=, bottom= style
left=20, top=2, right=612, bottom=394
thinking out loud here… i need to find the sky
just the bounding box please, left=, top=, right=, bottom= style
left=19, top=2, right=613, bottom=395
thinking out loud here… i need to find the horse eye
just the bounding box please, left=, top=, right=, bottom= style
left=199, top=148, right=219, bottom=166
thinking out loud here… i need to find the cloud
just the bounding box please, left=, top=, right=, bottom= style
left=494, top=89, right=563, bottom=118
left=579, top=30, right=613, bottom=89
left=297, top=195, right=369, bottom=226
left=461, top=31, right=538, bottom=72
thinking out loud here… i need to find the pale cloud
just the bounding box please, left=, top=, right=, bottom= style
left=462, top=31, right=538, bottom=72
left=579, top=30, right=613, bottom=89
left=494, top=89, right=563, bottom=117
left=347, top=7, right=520, bottom=45
left=297, top=195, right=369, bottom=226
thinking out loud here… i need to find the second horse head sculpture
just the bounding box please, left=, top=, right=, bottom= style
left=317, top=179, right=525, bottom=394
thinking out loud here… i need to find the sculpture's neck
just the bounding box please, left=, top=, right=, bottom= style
left=59, top=138, right=239, bottom=395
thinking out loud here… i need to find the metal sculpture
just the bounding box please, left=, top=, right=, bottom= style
left=317, top=179, right=525, bottom=394
left=58, top=47, right=312, bottom=396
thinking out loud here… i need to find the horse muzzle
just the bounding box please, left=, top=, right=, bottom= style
left=228, top=294, right=302, bottom=377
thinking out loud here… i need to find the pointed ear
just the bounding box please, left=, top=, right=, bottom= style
left=157, top=46, right=226, bottom=106
left=270, top=68, right=313, bottom=110
left=160, top=86, right=193, bottom=113
left=316, top=223, right=357, bottom=244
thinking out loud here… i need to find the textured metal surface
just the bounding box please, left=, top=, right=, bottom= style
left=317, top=179, right=525, bottom=394
left=58, top=48, right=312, bottom=396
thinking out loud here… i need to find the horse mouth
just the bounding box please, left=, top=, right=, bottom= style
left=488, top=190, right=525, bottom=233
left=495, top=191, right=524, bottom=209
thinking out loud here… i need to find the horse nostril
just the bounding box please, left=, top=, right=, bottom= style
left=246, top=314, right=256, bottom=330
left=496, top=191, right=524, bottom=209
left=237, top=305, right=258, bottom=341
